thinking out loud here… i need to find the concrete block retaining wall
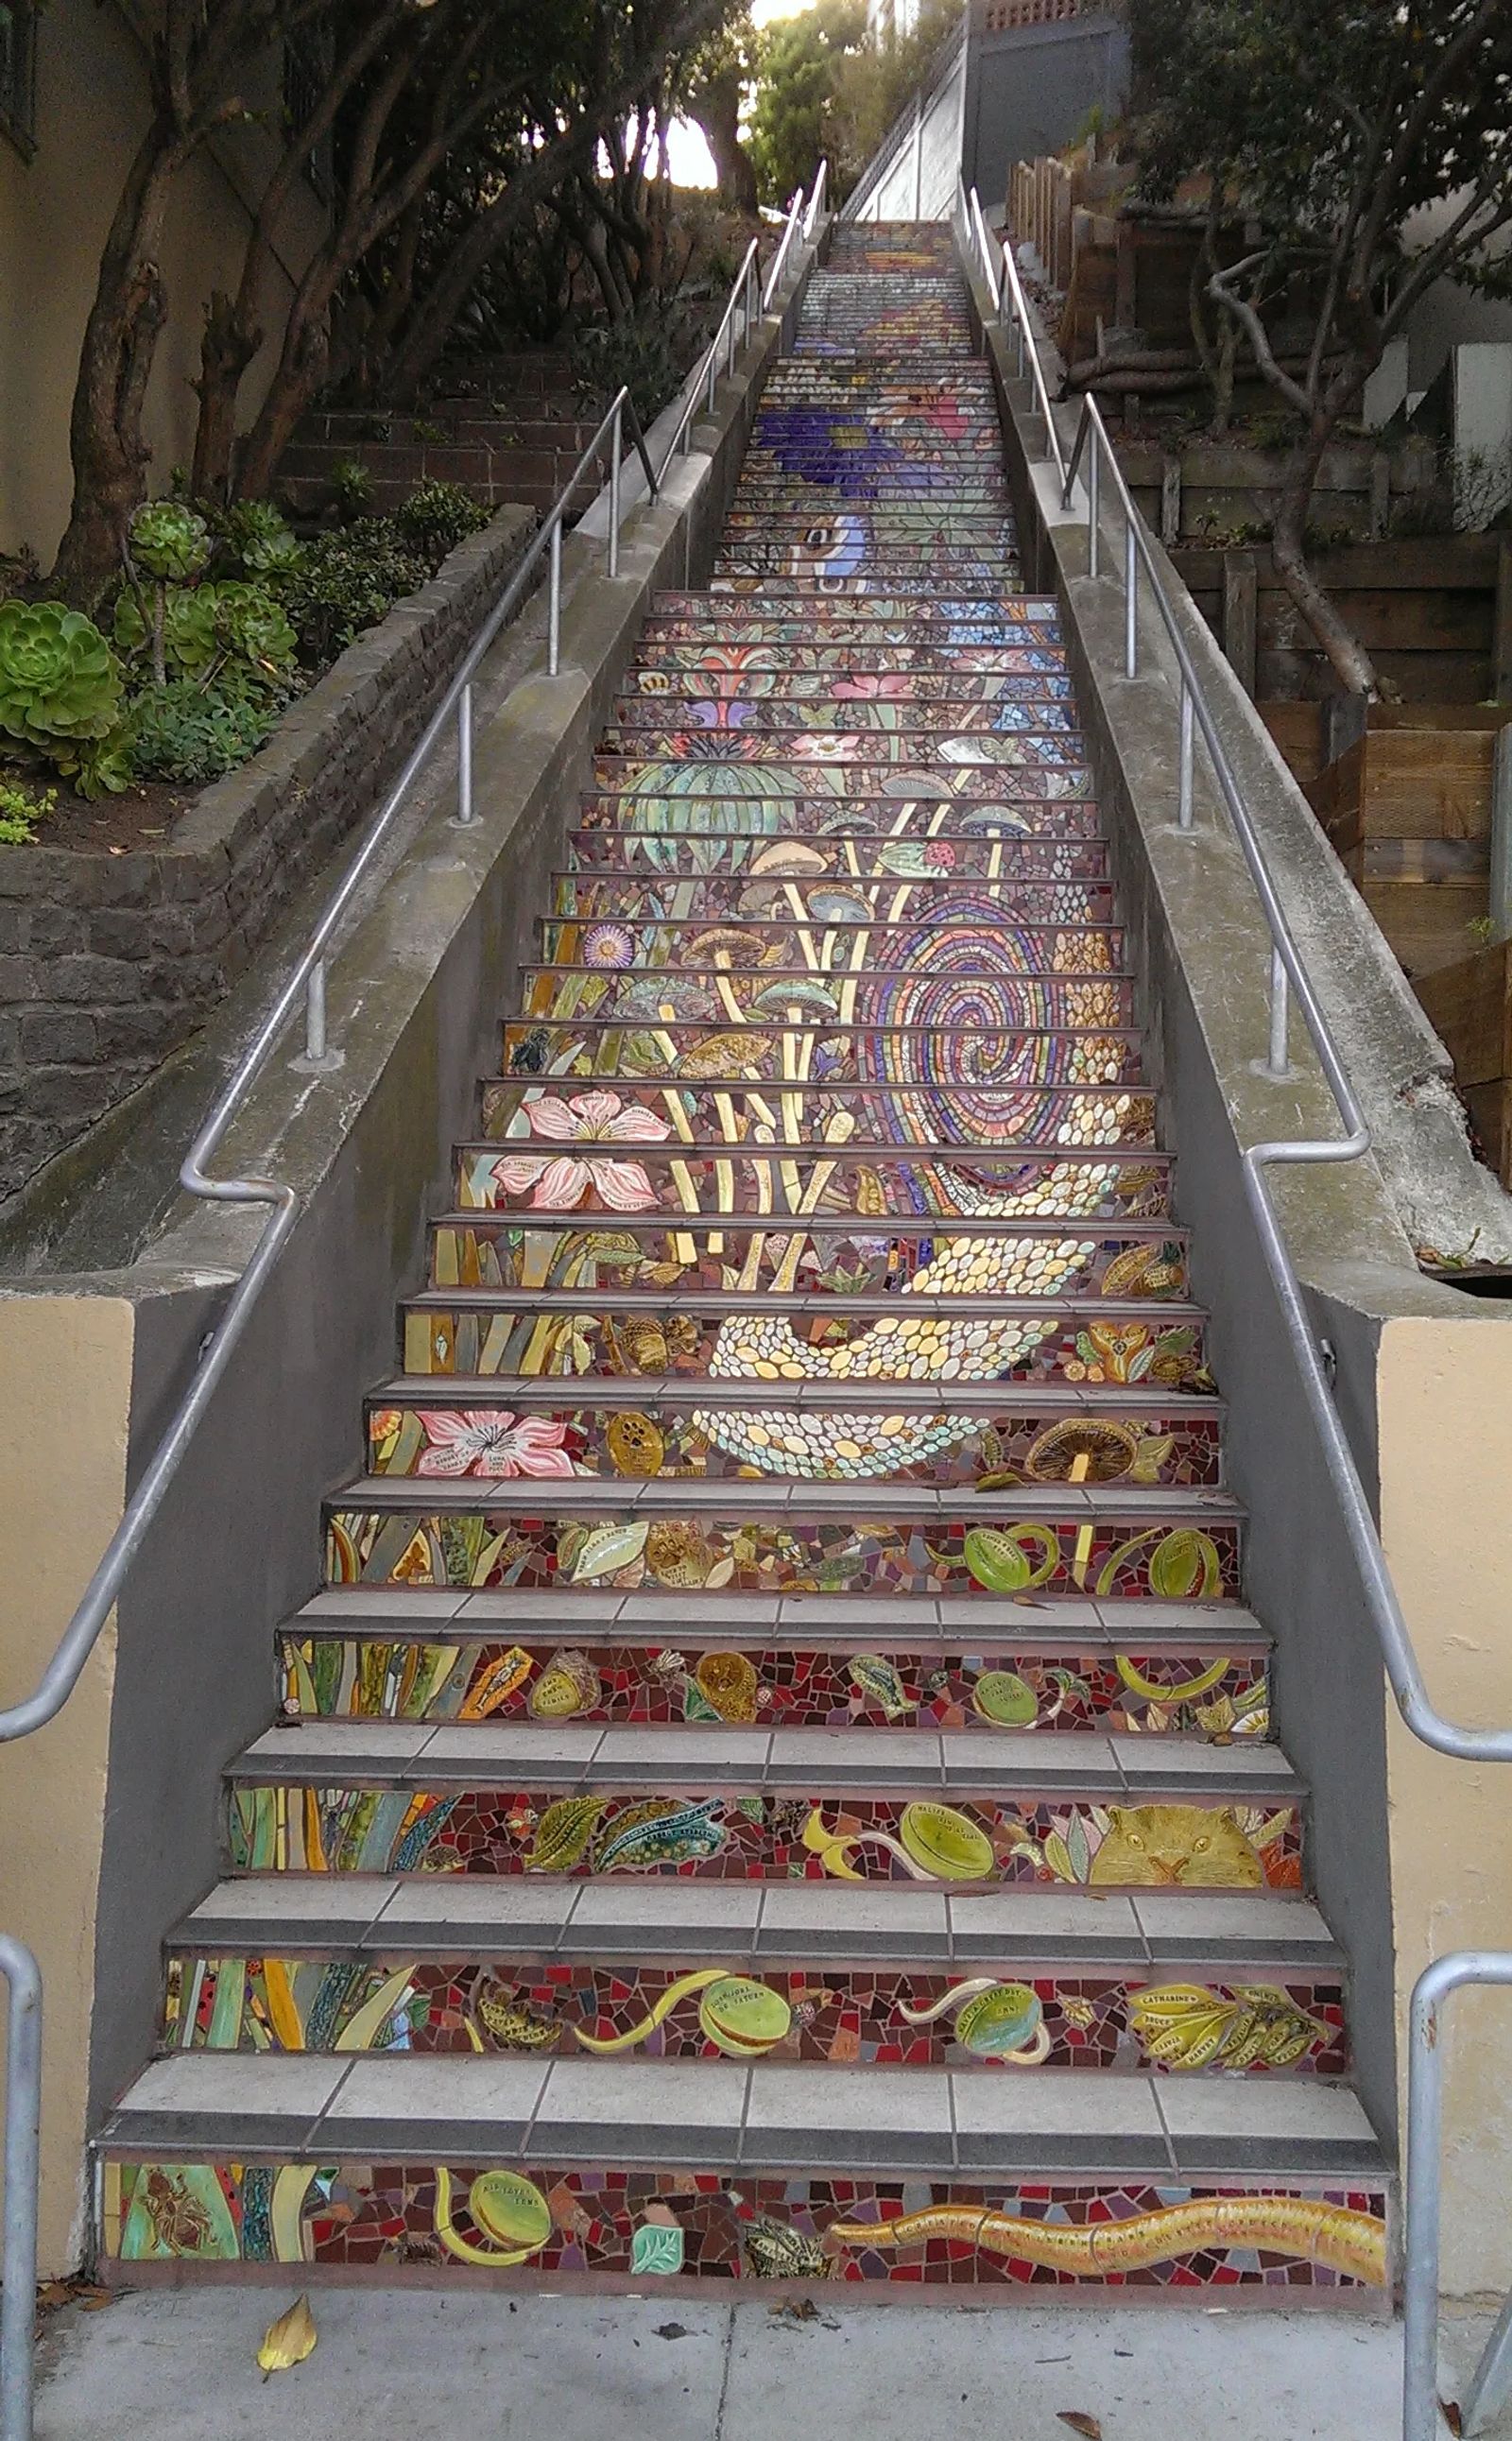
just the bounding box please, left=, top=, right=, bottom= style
left=0, top=504, right=536, bottom=1204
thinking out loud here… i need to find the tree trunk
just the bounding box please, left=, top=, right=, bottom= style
left=692, top=92, right=757, bottom=212
left=50, top=121, right=180, bottom=607
left=234, top=310, right=332, bottom=499
left=191, top=288, right=263, bottom=502
left=1271, top=418, right=1381, bottom=696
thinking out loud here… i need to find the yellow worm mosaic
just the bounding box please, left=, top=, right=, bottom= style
left=825, top=2196, right=1387, bottom=2284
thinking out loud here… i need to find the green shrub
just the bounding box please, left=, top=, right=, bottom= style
left=282, top=521, right=429, bottom=666
left=0, top=600, right=123, bottom=754
left=331, top=457, right=375, bottom=521
left=392, top=479, right=490, bottom=559
left=129, top=500, right=212, bottom=582
left=0, top=773, right=57, bottom=844
left=129, top=680, right=278, bottom=784
left=570, top=313, right=682, bottom=429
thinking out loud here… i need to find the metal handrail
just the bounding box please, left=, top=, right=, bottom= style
left=0, top=374, right=663, bottom=2441
left=1406, top=1957, right=1512, bottom=2439
left=839, top=12, right=967, bottom=222
left=762, top=184, right=806, bottom=311
left=955, top=175, right=1065, bottom=486
left=802, top=157, right=828, bottom=239
left=963, top=177, right=1512, bottom=1768
left=966, top=172, right=1512, bottom=2432
left=658, top=163, right=826, bottom=480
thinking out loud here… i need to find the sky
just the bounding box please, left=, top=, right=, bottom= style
left=662, top=0, right=819, bottom=188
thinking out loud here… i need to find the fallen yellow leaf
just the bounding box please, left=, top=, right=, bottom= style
left=257, top=2295, right=317, bottom=2379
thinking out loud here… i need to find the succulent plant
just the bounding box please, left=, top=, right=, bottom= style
left=129, top=679, right=275, bottom=784
left=129, top=499, right=212, bottom=582
left=211, top=581, right=296, bottom=673
left=113, top=580, right=294, bottom=682
left=57, top=730, right=135, bottom=799
left=0, top=600, right=123, bottom=750
left=221, top=501, right=305, bottom=584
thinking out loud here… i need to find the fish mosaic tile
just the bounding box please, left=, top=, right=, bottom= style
left=163, top=1956, right=1342, bottom=2074
left=226, top=1784, right=1303, bottom=1890
left=281, top=1634, right=1263, bottom=1734
left=100, top=2159, right=1387, bottom=2290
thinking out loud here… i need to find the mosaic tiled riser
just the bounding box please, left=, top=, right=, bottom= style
left=163, top=1957, right=1347, bottom=2076
left=102, top=2161, right=1388, bottom=2292
left=281, top=1637, right=1266, bottom=1736
left=324, top=1509, right=1242, bottom=1599
left=227, top=1787, right=1305, bottom=1888
left=365, top=1404, right=1222, bottom=1488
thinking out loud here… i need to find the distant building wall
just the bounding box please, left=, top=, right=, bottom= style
left=964, top=6, right=1127, bottom=208
left=0, top=0, right=327, bottom=569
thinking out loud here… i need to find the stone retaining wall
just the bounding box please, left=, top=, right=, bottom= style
left=0, top=503, right=536, bottom=1203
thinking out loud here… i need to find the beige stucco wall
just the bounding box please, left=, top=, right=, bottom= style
left=1380, top=1309, right=1512, bottom=2298
left=0, top=1292, right=133, bottom=2274
left=0, top=0, right=326, bottom=566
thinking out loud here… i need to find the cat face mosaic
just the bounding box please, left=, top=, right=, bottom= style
left=101, top=2162, right=1386, bottom=2290
left=163, top=1956, right=1342, bottom=2074
left=282, top=1635, right=1265, bottom=1733
left=228, top=1787, right=1302, bottom=1889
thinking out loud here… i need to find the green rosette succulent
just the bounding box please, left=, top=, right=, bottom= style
left=129, top=499, right=212, bottom=581
left=0, top=600, right=123, bottom=749
left=211, top=581, right=296, bottom=673
left=115, top=579, right=295, bottom=680
left=113, top=584, right=218, bottom=676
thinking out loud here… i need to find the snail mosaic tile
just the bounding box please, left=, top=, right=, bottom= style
left=226, top=1787, right=1303, bottom=1889
left=323, top=1505, right=1242, bottom=1599
left=100, top=2161, right=1387, bottom=2290
left=280, top=1634, right=1265, bottom=1733
left=163, top=1957, right=1346, bottom=2073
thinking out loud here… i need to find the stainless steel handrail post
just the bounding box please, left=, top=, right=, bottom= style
left=1267, top=946, right=1290, bottom=1076
left=546, top=517, right=562, bottom=676
left=1177, top=680, right=1194, bottom=830
left=1124, top=508, right=1138, bottom=678
left=1405, top=1956, right=1512, bottom=2441
left=455, top=681, right=474, bottom=825
left=304, top=959, right=326, bottom=1063
left=0, top=1935, right=41, bottom=2441
left=608, top=398, right=623, bottom=580
left=1087, top=430, right=1100, bottom=582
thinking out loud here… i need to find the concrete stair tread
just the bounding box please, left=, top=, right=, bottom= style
left=287, top=1584, right=1262, bottom=1635
left=231, top=1718, right=1296, bottom=1799
left=100, top=2051, right=1382, bottom=2180
left=326, top=1475, right=1240, bottom=1521
left=174, top=1870, right=1331, bottom=1968
left=366, top=1373, right=1220, bottom=1417
left=401, top=1286, right=1198, bottom=1324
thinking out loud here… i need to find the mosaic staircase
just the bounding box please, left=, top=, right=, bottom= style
left=99, top=225, right=1389, bottom=2302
